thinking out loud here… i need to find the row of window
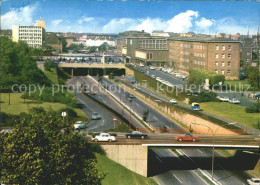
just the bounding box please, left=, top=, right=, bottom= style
left=19, top=37, right=42, bottom=40
left=180, top=51, right=190, bottom=55
left=179, top=43, right=190, bottom=48
left=215, top=61, right=231, bottom=67
left=26, top=40, right=42, bottom=44
left=138, top=39, right=167, bottom=49
left=194, top=60, right=206, bottom=66
left=216, top=45, right=232, bottom=51
left=215, top=69, right=231, bottom=75
left=147, top=53, right=153, bottom=59
left=193, top=45, right=206, bottom=50
left=194, top=52, right=206, bottom=58
left=215, top=54, right=231, bottom=59
left=19, top=33, right=42, bottom=36
left=19, top=29, right=42, bottom=32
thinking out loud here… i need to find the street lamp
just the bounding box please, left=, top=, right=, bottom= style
left=191, top=122, right=236, bottom=180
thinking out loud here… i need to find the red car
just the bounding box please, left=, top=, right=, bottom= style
left=89, top=91, right=96, bottom=95
left=176, top=134, right=199, bottom=142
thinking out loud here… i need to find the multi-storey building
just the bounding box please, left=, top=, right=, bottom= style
left=118, top=31, right=241, bottom=80
left=12, top=22, right=45, bottom=48
left=168, top=37, right=241, bottom=80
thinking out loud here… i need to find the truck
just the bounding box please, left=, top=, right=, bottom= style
left=92, top=133, right=116, bottom=142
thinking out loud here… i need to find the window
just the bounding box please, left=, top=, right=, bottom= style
left=215, top=62, right=218, bottom=66
left=215, top=54, right=219, bottom=59
left=222, top=62, right=225, bottom=66
left=247, top=52, right=250, bottom=56
left=228, top=54, right=231, bottom=59
left=130, top=39, right=132, bottom=45
left=216, top=45, right=219, bottom=50
left=228, top=45, right=231, bottom=50
left=227, top=70, right=231, bottom=75
left=228, top=62, right=231, bottom=66
left=222, top=45, right=225, bottom=50
left=222, top=54, right=225, bottom=59
left=215, top=70, right=218, bottom=74
left=221, top=70, right=224, bottom=74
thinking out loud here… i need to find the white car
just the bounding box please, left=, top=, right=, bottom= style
left=73, top=121, right=87, bottom=130
left=150, top=66, right=155, bottom=70
left=140, top=63, right=145, bottom=67
left=229, top=98, right=240, bottom=104
left=169, top=98, right=177, bottom=104
left=247, top=178, right=260, bottom=185
left=151, top=75, right=156, bottom=78
left=92, top=133, right=116, bottom=142
left=217, top=96, right=229, bottom=102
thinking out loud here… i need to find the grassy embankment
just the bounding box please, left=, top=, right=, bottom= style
left=96, top=153, right=156, bottom=185
left=225, top=80, right=259, bottom=91
left=200, top=102, right=259, bottom=129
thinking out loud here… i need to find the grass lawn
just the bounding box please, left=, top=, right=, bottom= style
left=1, top=93, right=86, bottom=119
left=225, top=80, right=258, bottom=91
left=200, top=102, right=259, bottom=129
left=96, top=153, right=156, bottom=185
left=43, top=68, right=59, bottom=84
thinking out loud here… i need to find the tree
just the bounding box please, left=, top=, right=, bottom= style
left=0, top=112, right=103, bottom=184
left=247, top=67, right=259, bottom=90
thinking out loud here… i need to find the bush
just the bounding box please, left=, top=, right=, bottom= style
left=246, top=102, right=260, bottom=113
left=44, top=60, right=57, bottom=71
left=189, top=91, right=218, bottom=104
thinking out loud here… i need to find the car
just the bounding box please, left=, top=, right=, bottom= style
left=89, top=91, right=96, bottom=95
left=0, top=129, right=13, bottom=134
left=92, top=133, right=116, bottom=142
left=129, top=94, right=135, bottom=98
left=247, top=178, right=260, bottom=185
left=217, top=96, right=229, bottom=102
left=229, top=98, right=240, bottom=104
left=150, top=66, right=155, bottom=70
left=125, top=131, right=148, bottom=139
left=191, top=102, right=200, bottom=110
left=169, top=98, right=177, bottom=104
left=73, top=121, right=87, bottom=130
left=151, top=75, right=156, bottom=78
left=91, top=112, right=101, bottom=120
left=253, top=93, right=260, bottom=99
left=140, top=63, right=145, bottom=67
left=140, top=69, right=144, bottom=73
left=176, top=134, right=199, bottom=142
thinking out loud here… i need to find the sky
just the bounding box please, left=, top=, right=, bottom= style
left=1, top=0, right=259, bottom=34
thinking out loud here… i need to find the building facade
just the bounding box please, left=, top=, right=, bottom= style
left=168, top=38, right=241, bottom=80
left=12, top=24, right=44, bottom=48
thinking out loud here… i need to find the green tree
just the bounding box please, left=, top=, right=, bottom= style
left=247, top=67, right=260, bottom=90
left=0, top=112, right=103, bottom=184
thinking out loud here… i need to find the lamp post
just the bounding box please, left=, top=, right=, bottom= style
left=191, top=122, right=236, bottom=180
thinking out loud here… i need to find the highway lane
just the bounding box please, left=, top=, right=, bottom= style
left=69, top=77, right=115, bottom=131
left=76, top=76, right=149, bottom=132
left=100, top=77, right=186, bottom=133
left=132, top=64, right=256, bottom=107
left=151, top=149, right=208, bottom=185
left=179, top=148, right=254, bottom=185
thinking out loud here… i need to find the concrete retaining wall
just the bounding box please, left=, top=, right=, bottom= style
left=102, top=145, right=148, bottom=177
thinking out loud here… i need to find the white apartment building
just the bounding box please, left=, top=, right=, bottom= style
left=12, top=25, right=44, bottom=48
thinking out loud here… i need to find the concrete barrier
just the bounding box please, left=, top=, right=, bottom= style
left=102, top=145, right=148, bottom=177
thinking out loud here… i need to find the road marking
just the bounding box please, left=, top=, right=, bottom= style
left=172, top=173, right=182, bottom=184
left=155, top=156, right=163, bottom=164
left=197, top=149, right=203, bottom=154
left=153, top=116, right=158, bottom=120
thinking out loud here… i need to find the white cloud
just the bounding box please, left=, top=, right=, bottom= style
left=214, top=17, right=250, bottom=34
left=102, top=10, right=199, bottom=33
left=102, top=18, right=137, bottom=33
left=78, top=17, right=95, bottom=24
left=166, top=10, right=198, bottom=32
left=52, top=19, right=63, bottom=26
left=195, top=18, right=215, bottom=30
left=1, top=3, right=38, bottom=29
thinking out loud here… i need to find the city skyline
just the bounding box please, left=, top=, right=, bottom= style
left=1, top=0, right=259, bottom=34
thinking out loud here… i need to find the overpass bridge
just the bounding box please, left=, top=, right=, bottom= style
left=90, top=135, right=260, bottom=177
left=58, top=63, right=126, bottom=76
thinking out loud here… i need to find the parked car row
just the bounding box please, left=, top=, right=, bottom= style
left=216, top=96, right=240, bottom=104
left=159, top=67, right=188, bottom=80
